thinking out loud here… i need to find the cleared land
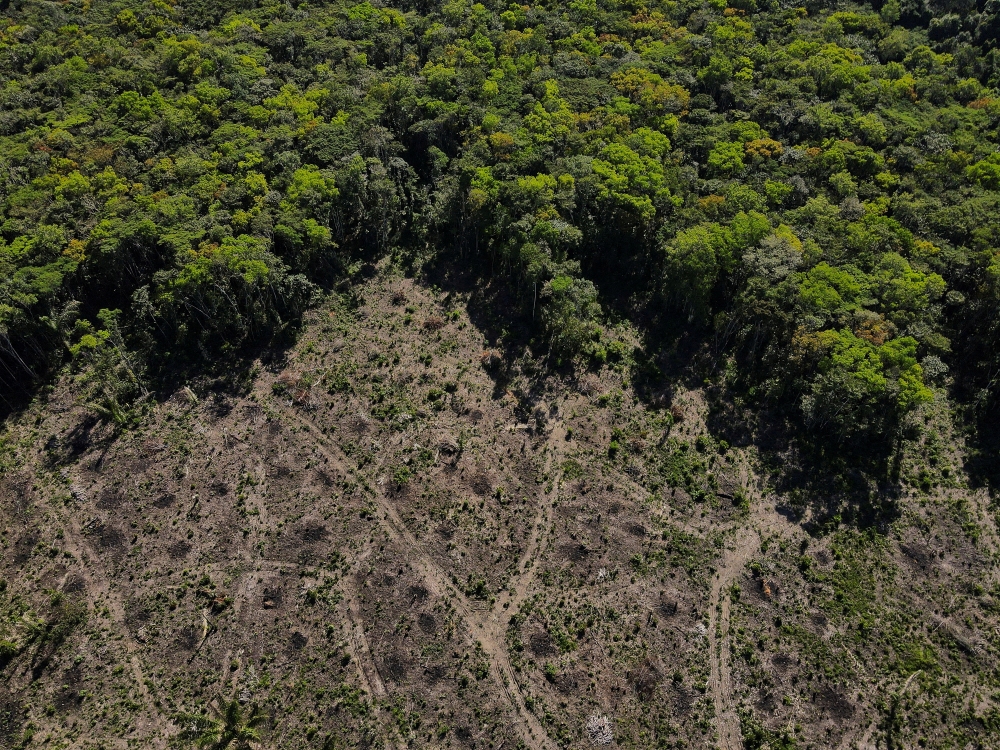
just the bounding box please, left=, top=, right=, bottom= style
left=1, top=271, right=998, bottom=749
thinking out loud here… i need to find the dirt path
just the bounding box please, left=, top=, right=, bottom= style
left=476, top=434, right=564, bottom=750
left=707, top=527, right=760, bottom=750
left=495, top=435, right=560, bottom=617
left=705, top=470, right=802, bottom=750
left=276, top=404, right=561, bottom=750
left=343, top=580, right=388, bottom=699
left=55, top=493, right=162, bottom=746
left=279, top=395, right=812, bottom=750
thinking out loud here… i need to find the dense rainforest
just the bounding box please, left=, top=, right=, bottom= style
left=1, top=0, right=999, bottom=462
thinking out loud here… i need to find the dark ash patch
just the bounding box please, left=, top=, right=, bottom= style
left=153, top=493, right=176, bottom=509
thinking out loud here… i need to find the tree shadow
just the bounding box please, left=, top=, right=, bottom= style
left=0, top=382, right=35, bottom=423
left=1, top=305, right=310, bottom=460
left=963, top=404, right=1000, bottom=495
left=765, top=435, right=902, bottom=534
left=703, top=389, right=904, bottom=534
left=418, top=246, right=554, bottom=404
left=619, top=301, right=906, bottom=535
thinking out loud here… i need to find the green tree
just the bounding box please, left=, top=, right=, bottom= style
left=177, top=698, right=267, bottom=750
left=799, top=329, right=931, bottom=439
left=541, top=272, right=602, bottom=361
left=70, top=309, right=148, bottom=426
left=156, top=235, right=315, bottom=351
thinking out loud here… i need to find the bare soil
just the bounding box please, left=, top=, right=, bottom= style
left=0, top=269, right=997, bottom=750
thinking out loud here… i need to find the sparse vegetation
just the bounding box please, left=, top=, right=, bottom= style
left=1, top=0, right=999, bottom=749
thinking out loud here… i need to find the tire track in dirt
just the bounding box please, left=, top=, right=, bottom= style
left=706, top=484, right=801, bottom=750
left=477, top=432, right=566, bottom=747
left=210, top=537, right=403, bottom=747
left=276, top=404, right=561, bottom=750
left=707, top=525, right=760, bottom=750
left=343, top=579, right=388, bottom=700
left=54, top=492, right=162, bottom=745
left=494, top=434, right=561, bottom=617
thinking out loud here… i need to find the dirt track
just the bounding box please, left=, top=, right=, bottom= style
left=707, top=526, right=759, bottom=750
left=55, top=482, right=162, bottom=748
left=704, top=461, right=800, bottom=750
left=276, top=399, right=563, bottom=750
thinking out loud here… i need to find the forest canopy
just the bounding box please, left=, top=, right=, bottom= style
left=1, top=0, right=1000, bottom=455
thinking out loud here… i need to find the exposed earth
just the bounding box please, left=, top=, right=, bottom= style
left=1, top=269, right=998, bottom=749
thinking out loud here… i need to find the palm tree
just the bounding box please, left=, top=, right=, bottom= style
left=178, top=697, right=267, bottom=750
